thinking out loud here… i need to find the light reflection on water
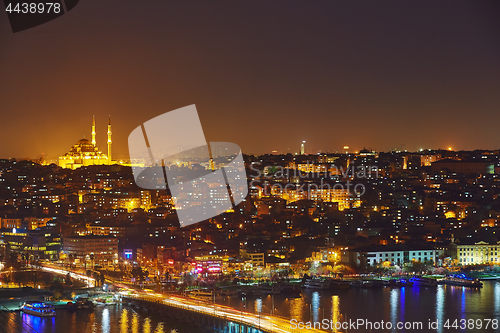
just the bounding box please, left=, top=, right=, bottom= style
left=4, top=282, right=500, bottom=332
left=331, top=295, right=339, bottom=333
left=436, top=286, right=444, bottom=333
left=289, top=296, right=303, bottom=321
left=3, top=305, right=187, bottom=333
left=143, top=317, right=151, bottom=333
left=102, top=308, right=110, bottom=333
left=217, top=280, right=500, bottom=332
left=311, top=291, right=320, bottom=322
left=121, top=308, right=129, bottom=333
left=389, top=289, right=398, bottom=333
left=132, top=312, right=139, bottom=333
left=154, top=322, right=164, bottom=333
left=495, top=283, right=500, bottom=316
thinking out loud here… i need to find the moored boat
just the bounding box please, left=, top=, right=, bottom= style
left=371, top=280, right=386, bottom=288
left=21, top=302, right=56, bottom=317
left=389, top=278, right=413, bottom=287
left=409, top=276, right=438, bottom=287
left=188, top=289, right=223, bottom=301
left=219, top=288, right=239, bottom=298
left=67, top=298, right=95, bottom=310
left=259, top=283, right=281, bottom=295
left=350, top=280, right=374, bottom=288
left=304, top=277, right=331, bottom=290
left=330, top=278, right=350, bottom=289
left=440, top=276, right=483, bottom=288
left=281, top=283, right=302, bottom=297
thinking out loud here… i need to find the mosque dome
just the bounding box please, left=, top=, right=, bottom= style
left=77, top=138, right=90, bottom=144
left=71, top=138, right=97, bottom=153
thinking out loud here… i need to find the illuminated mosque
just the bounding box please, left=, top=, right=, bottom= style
left=58, top=116, right=113, bottom=169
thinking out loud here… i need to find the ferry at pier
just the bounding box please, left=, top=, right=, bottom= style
left=21, top=302, right=56, bottom=317
left=409, top=276, right=438, bottom=287
left=259, top=283, right=281, bottom=295
left=304, top=277, right=331, bottom=290
left=330, top=278, right=350, bottom=289
left=188, top=289, right=223, bottom=301
left=440, top=275, right=483, bottom=288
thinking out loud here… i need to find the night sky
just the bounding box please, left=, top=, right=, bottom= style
left=1, top=1, right=500, bottom=160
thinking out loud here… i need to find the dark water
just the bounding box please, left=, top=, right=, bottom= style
left=217, top=280, right=500, bottom=332
left=2, top=281, right=500, bottom=332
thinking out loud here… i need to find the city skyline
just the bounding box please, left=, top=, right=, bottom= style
left=3, top=2, right=500, bottom=332
left=0, top=111, right=497, bottom=162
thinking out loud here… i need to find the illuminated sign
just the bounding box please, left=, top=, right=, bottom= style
left=124, top=249, right=133, bottom=260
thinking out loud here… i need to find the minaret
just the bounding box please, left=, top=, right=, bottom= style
left=91, top=116, right=96, bottom=146
left=107, top=116, right=112, bottom=165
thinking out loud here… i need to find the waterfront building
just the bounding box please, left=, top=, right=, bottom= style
left=342, top=245, right=444, bottom=267
left=455, top=241, right=500, bottom=264
left=0, top=228, right=61, bottom=260
left=239, top=249, right=265, bottom=267
left=62, top=235, right=118, bottom=266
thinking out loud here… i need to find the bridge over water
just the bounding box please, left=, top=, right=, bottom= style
left=120, top=293, right=329, bottom=333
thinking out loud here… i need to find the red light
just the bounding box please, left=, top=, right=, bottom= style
left=167, top=259, right=174, bottom=265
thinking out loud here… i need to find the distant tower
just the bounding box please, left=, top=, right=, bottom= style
left=301, top=141, right=306, bottom=155
left=107, top=116, right=112, bottom=165
left=91, top=116, right=96, bottom=146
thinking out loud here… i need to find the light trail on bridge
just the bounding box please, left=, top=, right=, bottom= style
left=120, top=290, right=329, bottom=333
left=36, top=264, right=328, bottom=332
left=38, top=265, right=95, bottom=288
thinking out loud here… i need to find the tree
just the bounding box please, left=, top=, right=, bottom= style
left=50, top=278, right=63, bottom=291
left=68, top=254, right=75, bottom=268
left=100, top=273, right=105, bottom=286
left=92, top=271, right=101, bottom=287
left=64, top=273, right=72, bottom=286
left=131, top=267, right=145, bottom=284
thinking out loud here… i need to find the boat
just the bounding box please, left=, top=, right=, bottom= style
left=188, top=289, right=223, bottom=301
left=259, top=283, right=281, bottom=295
left=329, top=278, right=350, bottom=289
left=249, top=289, right=263, bottom=297
left=67, top=298, right=95, bottom=310
left=304, top=277, right=331, bottom=290
left=371, top=280, right=386, bottom=288
left=440, top=276, right=483, bottom=288
left=352, top=280, right=374, bottom=288
left=21, top=302, right=56, bottom=317
left=219, top=288, right=239, bottom=298
left=409, top=276, right=438, bottom=287
left=389, top=279, right=413, bottom=287
left=281, top=284, right=302, bottom=297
